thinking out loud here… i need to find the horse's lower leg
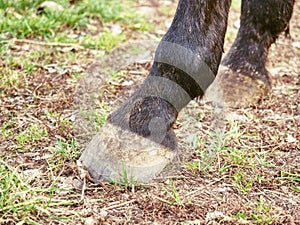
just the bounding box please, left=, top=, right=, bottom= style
left=209, top=0, right=295, bottom=107
left=80, top=0, right=231, bottom=182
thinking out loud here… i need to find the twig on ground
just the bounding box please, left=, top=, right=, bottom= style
left=184, top=176, right=228, bottom=198
left=103, top=199, right=136, bottom=210
left=12, top=38, right=85, bottom=50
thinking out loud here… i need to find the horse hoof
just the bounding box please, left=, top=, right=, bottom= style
left=204, top=65, right=271, bottom=108
left=79, top=123, right=177, bottom=183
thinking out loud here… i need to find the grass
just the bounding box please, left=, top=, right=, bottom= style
left=231, top=0, right=241, bottom=10
left=0, top=159, right=81, bottom=224
left=52, top=138, right=81, bottom=162
left=108, top=162, right=141, bottom=191
left=16, top=124, right=48, bottom=145
left=161, top=180, right=183, bottom=205
left=0, top=0, right=150, bottom=50
left=177, top=95, right=300, bottom=223
left=186, top=121, right=260, bottom=193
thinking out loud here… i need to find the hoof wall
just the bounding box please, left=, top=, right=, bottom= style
left=79, top=123, right=177, bottom=183
left=205, top=66, right=271, bottom=108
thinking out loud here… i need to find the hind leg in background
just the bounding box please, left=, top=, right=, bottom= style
left=207, top=0, right=295, bottom=107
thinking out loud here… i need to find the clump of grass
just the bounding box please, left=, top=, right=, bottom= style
left=0, top=0, right=149, bottom=49
left=186, top=121, right=246, bottom=172
left=16, top=124, right=48, bottom=145
left=0, top=159, right=80, bottom=224
left=185, top=119, right=274, bottom=193
left=52, top=138, right=81, bottom=162
left=161, top=180, right=183, bottom=205
left=80, top=32, right=126, bottom=50
left=109, top=162, right=140, bottom=191
left=235, top=197, right=276, bottom=224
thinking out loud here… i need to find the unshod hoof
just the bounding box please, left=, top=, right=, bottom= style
left=205, top=65, right=271, bottom=108
left=79, top=123, right=177, bottom=183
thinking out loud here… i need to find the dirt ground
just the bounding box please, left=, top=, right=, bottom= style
left=1, top=1, right=299, bottom=224
left=73, top=1, right=300, bottom=224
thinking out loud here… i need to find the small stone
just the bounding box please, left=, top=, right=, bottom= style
left=85, top=216, right=98, bottom=225
left=286, top=134, right=297, bottom=143
left=121, top=80, right=134, bottom=86
left=38, top=1, right=64, bottom=13
left=99, top=209, right=108, bottom=218
left=292, top=42, right=300, bottom=49
left=111, top=24, right=122, bottom=35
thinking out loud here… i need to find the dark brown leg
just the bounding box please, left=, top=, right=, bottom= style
left=80, top=0, right=231, bottom=182
left=208, top=0, right=295, bottom=107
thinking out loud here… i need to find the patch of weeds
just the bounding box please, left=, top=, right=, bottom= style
left=186, top=119, right=267, bottom=193
left=290, top=186, right=300, bottom=192
left=277, top=171, right=300, bottom=192
left=16, top=124, right=48, bottom=145
left=235, top=211, right=247, bottom=220
left=110, top=162, right=140, bottom=191
left=93, top=110, right=109, bottom=128
left=131, top=18, right=154, bottom=32
left=187, top=121, right=245, bottom=172
left=23, top=61, right=36, bottom=74
left=250, top=198, right=274, bottom=224
left=0, top=0, right=149, bottom=44
left=0, top=69, right=26, bottom=90
left=1, top=120, right=15, bottom=139
left=278, top=171, right=300, bottom=182
left=185, top=127, right=225, bottom=172
left=0, top=0, right=45, bottom=10
left=232, top=170, right=254, bottom=193
left=186, top=161, right=201, bottom=172
left=0, top=40, right=9, bottom=54
left=161, top=180, right=183, bottom=205
left=77, top=106, right=110, bottom=135
left=47, top=138, right=81, bottom=176
left=106, top=66, right=128, bottom=80
left=52, top=138, right=81, bottom=162
left=256, top=155, right=276, bottom=167
left=191, top=149, right=217, bottom=172
left=80, top=0, right=129, bottom=23
left=71, top=72, right=82, bottom=80
left=0, top=159, right=80, bottom=224
left=218, top=161, right=231, bottom=175
left=222, top=147, right=251, bottom=166
left=235, top=198, right=275, bottom=224
left=80, top=32, right=126, bottom=50
left=59, top=117, right=73, bottom=134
